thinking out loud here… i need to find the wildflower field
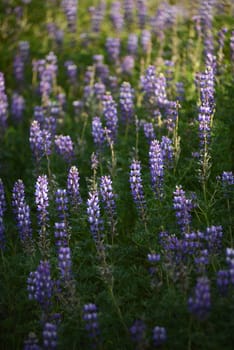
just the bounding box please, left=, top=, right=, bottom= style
left=0, top=0, right=234, bottom=349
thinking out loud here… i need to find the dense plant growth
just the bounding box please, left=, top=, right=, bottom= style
left=0, top=0, right=234, bottom=349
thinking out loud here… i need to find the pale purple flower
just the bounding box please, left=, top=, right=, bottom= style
left=149, top=140, right=164, bottom=198
left=67, top=165, right=82, bottom=207
left=188, top=276, right=211, bottom=320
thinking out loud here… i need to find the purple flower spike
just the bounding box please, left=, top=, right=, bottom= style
left=58, top=246, right=72, bottom=280
left=173, top=185, right=194, bottom=234
left=55, top=135, right=74, bottom=163
left=92, top=116, right=105, bottom=148
left=100, top=175, right=116, bottom=215
left=105, top=37, right=120, bottom=63
left=43, top=322, right=57, bottom=349
left=119, top=82, right=134, bottom=124
left=83, top=303, right=100, bottom=342
left=129, top=319, right=146, bottom=345
left=35, top=175, right=49, bottom=230
left=102, top=93, right=118, bottom=143
left=12, top=179, right=32, bottom=243
left=54, top=222, right=68, bottom=248
left=129, top=159, right=146, bottom=215
left=152, top=326, right=167, bottom=347
left=87, top=190, right=103, bottom=243
left=27, top=260, right=53, bottom=311
left=11, top=92, right=25, bottom=124
left=67, top=165, right=82, bottom=208
left=149, top=140, right=164, bottom=198
left=188, top=276, right=211, bottom=320
left=0, top=72, right=8, bottom=135
left=55, top=189, right=68, bottom=220
left=0, top=179, right=6, bottom=249
left=23, top=332, right=41, bottom=350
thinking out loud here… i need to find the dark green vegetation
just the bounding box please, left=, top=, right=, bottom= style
left=0, top=0, right=234, bottom=349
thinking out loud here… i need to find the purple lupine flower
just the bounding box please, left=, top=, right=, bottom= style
left=13, top=54, right=24, bottom=82
left=188, top=276, right=211, bottom=320
left=124, top=0, right=134, bottom=24
left=149, top=140, right=164, bottom=198
left=161, top=136, right=173, bottom=168
left=194, top=249, right=209, bottom=274
left=34, top=105, right=45, bottom=125
left=55, top=189, right=68, bottom=220
left=23, top=332, right=41, bottom=350
left=142, top=122, right=155, bottom=143
left=58, top=246, right=72, bottom=280
left=217, top=270, right=229, bottom=295
left=100, top=176, right=116, bottom=240
left=152, top=326, right=167, bottom=347
left=11, top=93, right=25, bottom=123
left=18, top=41, right=30, bottom=61
left=127, top=33, right=138, bottom=56
left=73, top=100, right=83, bottom=116
left=12, top=179, right=32, bottom=243
left=54, top=222, right=68, bottom=248
left=105, top=37, right=120, bottom=63
left=83, top=303, right=100, bottom=342
left=220, top=171, right=234, bottom=188
left=129, top=319, right=146, bottom=346
left=29, top=120, right=44, bottom=162
left=137, top=0, right=147, bottom=29
left=35, top=175, right=49, bottom=229
left=173, top=185, right=194, bottom=233
left=55, top=135, right=74, bottom=163
left=64, top=60, right=77, bottom=84
left=27, top=260, right=53, bottom=311
left=92, top=116, right=105, bottom=148
left=87, top=190, right=103, bottom=243
left=165, top=100, right=178, bottom=132
left=121, top=56, right=135, bottom=75
left=110, top=1, right=124, bottom=32
left=30, top=120, right=52, bottom=162
left=0, top=179, right=6, bottom=249
left=93, top=82, right=106, bottom=101
left=147, top=253, right=161, bottom=263
left=67, top=165, right=82, bottom=208
left=90, top=1, right=106, bottom=32
left=43, top=322, right=57, bottom=349
left=0, top=72, right=8, bottom=135
left=129, top=159, right=146, bottom=214
left=102, top=93, right=118, bottom=143
left=119, top=82, right=134, bottom=124
left=141, top=29, right=151, bottom=52
left=217, top=27, right=227, bottom=51
left=204, top=225, right=222, bottom=254
left=226, top=249, right=234, bottom=285
left=61, top=0, right=77, bottom=33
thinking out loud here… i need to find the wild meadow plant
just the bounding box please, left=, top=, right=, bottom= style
left=0, top=0, right=234, bottom=349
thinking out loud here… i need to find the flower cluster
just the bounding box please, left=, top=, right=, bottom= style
left=188, top=276, right=211, bottom=320
left=83, top=303, right=100, bottom=343
left=119, top=82, right=134, bottom=124
left=12, top=179, right=32, bottom=243
left=0, top=179, right=6, bottom=249
left=102, top=93, right=118, bottom=143
left=67, top=165, right=82, bottom=208
left=55, top=135, right=74, bottom=163
left=149, top=139, right=164, bottom=198
left=27, top=260, right=53, bottom=311
left=35, top=175, right=49, bottom=230
left=173, top=185, right=194, bottom=233
left=0, top=72, right=8, bottom=135
left=129, top=159, right=146, bottom=215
